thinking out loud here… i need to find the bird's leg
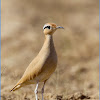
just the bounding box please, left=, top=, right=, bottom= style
left=41, top=80, right=47, bottom=100
left=34, top=83, right=39, bottom=100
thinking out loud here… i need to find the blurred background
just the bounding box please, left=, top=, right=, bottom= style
left=1, top=0, right=99, bottom=100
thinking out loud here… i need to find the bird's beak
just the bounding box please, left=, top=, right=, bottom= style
left=56, top=26, right=64, bottom=29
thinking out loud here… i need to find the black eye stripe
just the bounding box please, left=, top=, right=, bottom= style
left=44, top=26, right=50, bottom=29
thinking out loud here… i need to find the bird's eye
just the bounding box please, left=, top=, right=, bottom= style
left=43, top=26, right=51, bottom=30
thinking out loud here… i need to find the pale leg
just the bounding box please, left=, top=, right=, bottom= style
left=41, top=81, right=46, bottom=100
left=34, top=83, right=39, bottom=100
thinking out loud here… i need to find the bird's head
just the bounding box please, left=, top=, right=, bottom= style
left=43, top=23, right=64, bottom=35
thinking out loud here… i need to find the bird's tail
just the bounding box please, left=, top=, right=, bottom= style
left=10, top=84, right=22, bottom=92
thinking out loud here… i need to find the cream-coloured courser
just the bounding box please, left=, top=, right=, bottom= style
left=11, top=23, right=64, bottom=100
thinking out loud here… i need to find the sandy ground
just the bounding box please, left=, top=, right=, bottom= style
left=1, top=0, right=99, bottom=100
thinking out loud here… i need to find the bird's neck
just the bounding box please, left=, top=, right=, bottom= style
left=39, top=35, right=55, bottom=54
left=45, top=35, right=53, bottom=42
left=44, top=35, right=54, bottom=49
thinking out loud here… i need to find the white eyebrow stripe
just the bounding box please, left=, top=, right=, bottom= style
left=43, top=25, right=48, bottom=29
left=43, top=24, right=52, bottom=29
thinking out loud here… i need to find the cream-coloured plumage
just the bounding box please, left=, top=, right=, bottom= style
left=11, top=23, right=64, bottom=100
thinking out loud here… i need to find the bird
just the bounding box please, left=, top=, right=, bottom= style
left=11, top=23, right=64, bottom=100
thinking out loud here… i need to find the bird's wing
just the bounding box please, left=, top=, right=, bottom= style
left=11, top=56, right=45, bottom=91
left=15, top=54, right=48, bottom=84
left=10, top=56, right=38, bottom=91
